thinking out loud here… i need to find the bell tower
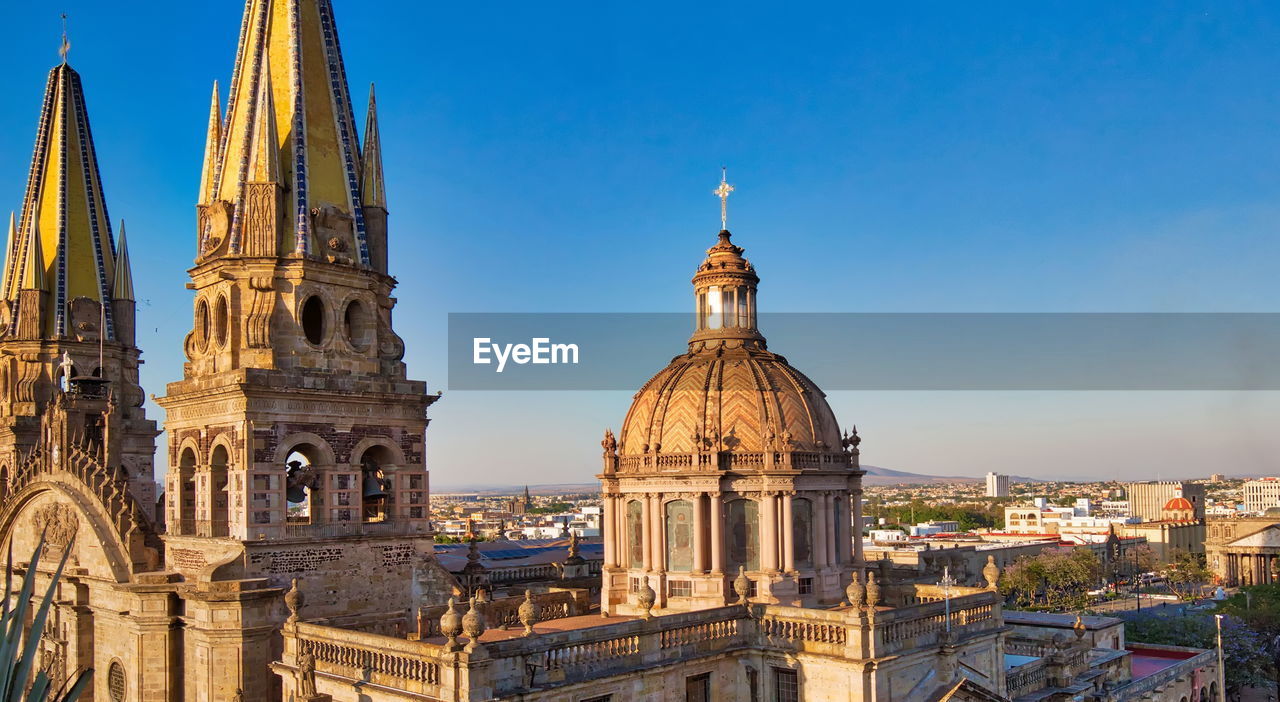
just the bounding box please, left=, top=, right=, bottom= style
left=156, top=2, right=450, bottom=698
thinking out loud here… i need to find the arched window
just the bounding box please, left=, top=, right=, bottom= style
left=0, top=464, right=9, bottom=498
left=208, top=445, right=230, bottom=537
left=626, top=500, right=644, bottom=568
left=358, top=445, right=395, bottom=523
left=726, top=499, right=760, bottom=571
left=792, top=498, right=813, bottom=569
left=665, top=500, right=694, bottom=572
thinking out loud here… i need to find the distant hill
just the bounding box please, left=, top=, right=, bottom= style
left=437, top=468, right=1041, bottom=495
left=861, top=465, right=1043, bottom=486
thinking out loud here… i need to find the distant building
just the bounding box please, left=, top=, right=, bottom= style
left=1243, top=477, right=1280, bottom=513
left=1123, top=481, right=1205, bottom=521
left=985, top=471, right=1011, bottom=497
left=1210, top=473, right=1226, bottom=482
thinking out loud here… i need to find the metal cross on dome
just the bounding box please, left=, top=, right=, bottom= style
left=714, top=167, right=735, bottom=230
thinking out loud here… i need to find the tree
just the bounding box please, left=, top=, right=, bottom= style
left=1000, top=546, right=1102, bottom=612
left=1217, top=584, right=1280, bottom=697
left=2, top=536, right=92, bottom=701
left=1164, top=551, right=1213, bottom=602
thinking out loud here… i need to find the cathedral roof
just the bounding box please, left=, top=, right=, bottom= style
left=1, top=62, right=127, bottom=339
left=200, top=0, right=385, bottom=263
left=1163, top=497, right=1194, bottom=512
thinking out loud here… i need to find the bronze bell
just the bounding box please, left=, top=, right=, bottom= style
left=285, top=462, right=308, bottom=504
left=362, top=473, right=388, bottom=500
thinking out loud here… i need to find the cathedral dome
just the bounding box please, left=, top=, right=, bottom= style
left=616, top=226, right=849, bottom=469
left=619, top=345, right=843, bottom=458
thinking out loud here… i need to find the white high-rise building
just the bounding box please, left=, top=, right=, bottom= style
left=1243, top=478, right=1280, bottom=514
left=986, top=471, right=1011, bottom=497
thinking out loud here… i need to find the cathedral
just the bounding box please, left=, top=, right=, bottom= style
left=0, top=2, right=1221, bottom=702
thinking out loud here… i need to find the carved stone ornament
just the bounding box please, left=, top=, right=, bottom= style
left=983, top=555, right=1001, bottom=591
left=733, top=566, right=751, bottom=605
left=439, top=597, right=463, bottom=650
left=637, top=578, right=657, bottom=619
left=845, top=571, right=865, bottom=608
left=284, top=578, right=304, bottom=624
left=32, top=503, right=79, bottom=550
left=461, top=595, right=486, bottom=652
left=296, top=649, right=317, bottom=698
left=518, top=590, right=538, bottom=636
left=864, top=571, right=881, bottom=609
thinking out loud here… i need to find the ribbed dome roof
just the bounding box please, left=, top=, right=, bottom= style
left=619, top=345, right=843, bottom=457
left=1163, top=497, right=1194, bottom=512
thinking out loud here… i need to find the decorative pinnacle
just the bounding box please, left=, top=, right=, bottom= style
left=714, top=167, right=734, bottom=230
left=59, top=14, right=70, bottom=64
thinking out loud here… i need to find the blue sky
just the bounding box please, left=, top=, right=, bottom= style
left=2, top=2, right=1279, bottom=486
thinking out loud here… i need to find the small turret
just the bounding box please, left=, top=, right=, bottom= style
left=112, top=221, right=135, bottom=346
left=361, top=84, right=388, bottom=273
left=15, top=220, right=47, bottom=339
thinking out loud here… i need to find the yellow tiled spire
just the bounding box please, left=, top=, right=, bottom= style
left=361, top=83, right=386, bottom=210
left=208, top=0, right=374, bottom=264
left=197, top=81, right=222, bottom=206
left=8, top=62, right=119, bottom=338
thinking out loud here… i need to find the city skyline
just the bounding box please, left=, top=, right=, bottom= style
left=2, top=2, right=1280, bottom=486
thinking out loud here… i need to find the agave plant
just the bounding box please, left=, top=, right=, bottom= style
left=0, top=535, right=91, bottom=701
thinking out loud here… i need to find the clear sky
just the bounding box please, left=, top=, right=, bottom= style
left=2, top=2, right=1279, bottom=487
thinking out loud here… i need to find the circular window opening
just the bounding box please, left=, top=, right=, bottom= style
left=215, top=295, right=229, bottom=347
left=108, top=660, right=126, bottom=701
left=301, top=296, right=326, bottom=345
left=195, top=299, right=210, bottom=350
left=343, top=299, right=372, bottom=351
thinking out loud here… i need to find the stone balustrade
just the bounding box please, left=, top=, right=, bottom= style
left=1006, top=657, right=1050, bottom=698
left=418, top=588, right=590, bottom=638
left=281, top=590, right=1006, bottom=699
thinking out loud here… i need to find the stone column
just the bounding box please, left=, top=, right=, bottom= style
left=653, top=496, right=666, bottom=573
left=852, top=487, right=864, bottom=564
left=835, top=493, right=851, bottom=566
left=826, top=493, right=838, bottom=567
left=641, top=494, right=653, bottom=571
left=603, top=496, right=616, bottom=568
left=778, top=491, right=788, bottom=573
left=710, top=495, right=724, bottom=574
left=814, top=492, right=829, bottom=570
left=761, top=492, right=780, bottom=572
left=693, top=494, right=707, bottom=573
left=617, top=496, right=629, bottom=567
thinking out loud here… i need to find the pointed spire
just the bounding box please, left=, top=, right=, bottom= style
left=246, top=72, right=280, bottom=183
left=20, top=221, right=45, bottom=292
left=1, top=212, right=16, bottom=300
left=198, top=81, right=222, bottom=205
left=360, top=83, right=386, bottom=210
left=112, top=220, right=134, bottom=301
left=12, top=62, right=117, bottom=338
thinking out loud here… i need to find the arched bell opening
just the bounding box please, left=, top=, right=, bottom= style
left=357, top=445, right=396, bottom=523
left=207, top=444, right=230, bottom=537
left=177, top=447, right=197, bottom=535
left=285, top=445, right=324, bottom=525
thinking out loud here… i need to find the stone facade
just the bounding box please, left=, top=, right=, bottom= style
left=1205, top=516, right=1280, bottom=586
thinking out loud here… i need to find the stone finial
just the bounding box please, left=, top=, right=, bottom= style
left=733, top=566, right=751, bottom=605
left=565, top=531, right=584, bottom=566
left=846, top=571, right=865, bottom=607
left=462, top=596, right=487, bottom=652
left=1073, top=613, right=1087, bottom=642
left=865, top=572, right=881, bottom=609
left=983, top=555, right=1000, bottom=591
left=637, top=578, right=657, bottom=619
left=440, top=597, right=463, bottom=651
left=518, top=589, right=538, bottom=636
left=284, top=577, right=304, bottom=624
